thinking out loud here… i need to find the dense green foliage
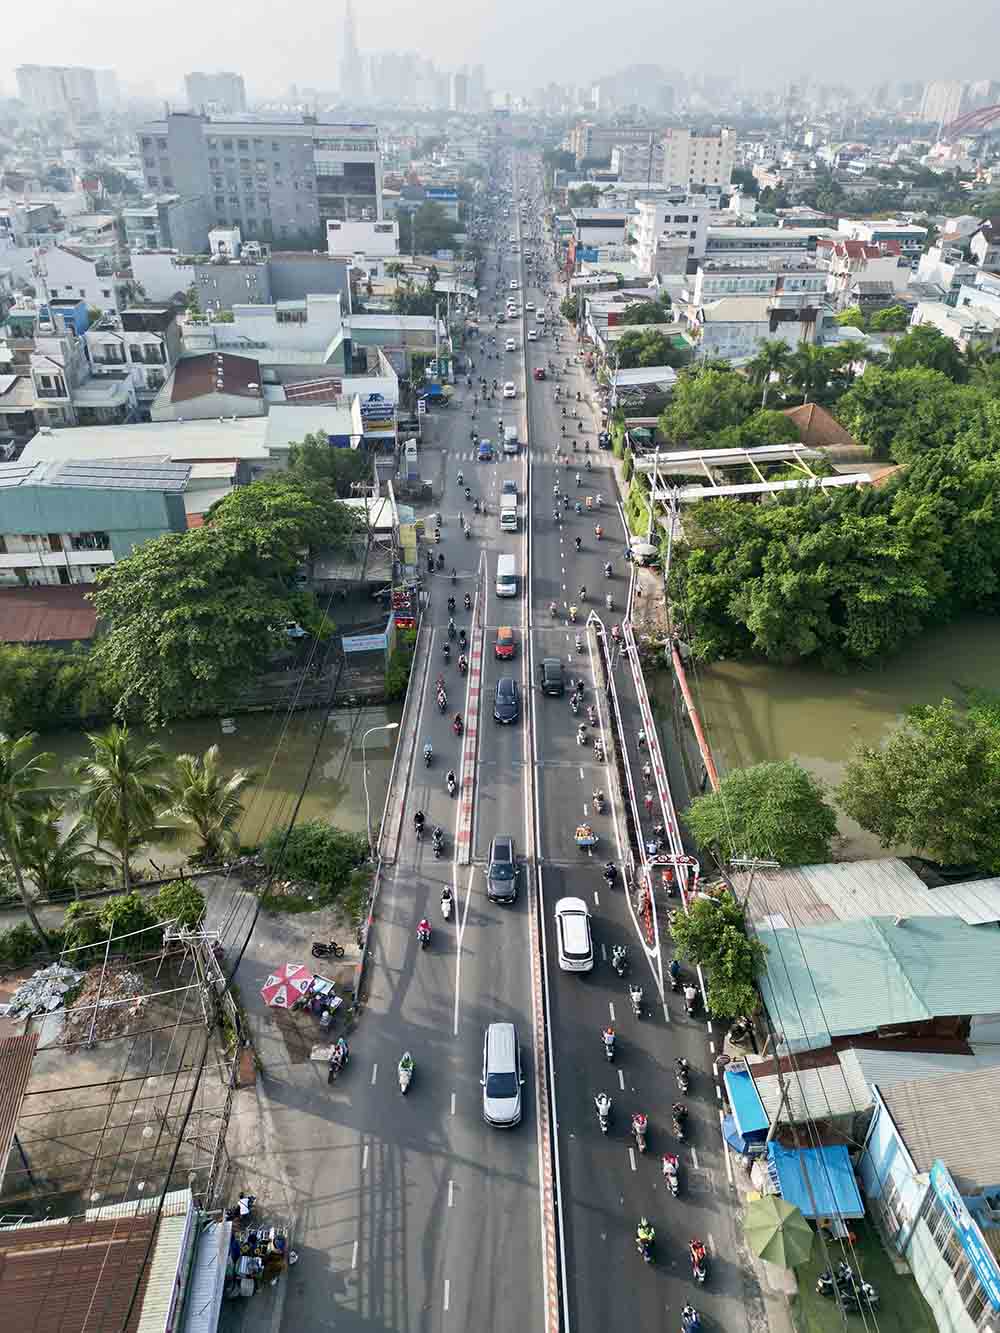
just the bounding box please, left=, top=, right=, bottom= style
left=685, top=761, right=838, bottom=865
left=0, top=644, right=116, bottom=732
left=92, top=475, right=358, bottom=724
left=287, top=432, right=371, bottom=496
left=261, top=820, right=368, bottom=899
left=615, top=328, right=689, bottom=370
left=669, top=893, right=766, bottom=1018
left=621, top=296, right=673, bottom=325
left=384, top=629, right=417, bottom=702
left=659, top=367, right=758, bottom=445
left=838, top=698, right=1000, bottom=871
left=837, top=368, right=977, bottom=462
left=154, top=878, right=207, bottom=929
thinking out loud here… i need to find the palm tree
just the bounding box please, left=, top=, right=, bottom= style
left=73, top=725, right=168, bottom=892
left=748, top=339, right=792, bottom=408
left=164, top=746, right=257, bottom=864
left=0, top=732, right=55, bottom=944
left=19, top=809, right=95, bottom=901
left=787, top=343, right=832, bottom=405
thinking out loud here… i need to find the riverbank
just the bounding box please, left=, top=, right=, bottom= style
left=680, top=613, right=1000, bottom=858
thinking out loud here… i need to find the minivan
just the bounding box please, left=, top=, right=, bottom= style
left=487, top=835, right=518, bottom=902
left=555, top=897, right=594, bottom=972
left=495, top=553, right=517, bottom=597
left=481, top=1022, right=523, bottom=1126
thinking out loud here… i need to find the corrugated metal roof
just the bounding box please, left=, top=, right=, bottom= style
left=923, top=877, right=1000, bottom=925
left=757, top=916, right=1000, bottom=1051
left=180, top=1220, right=231, bottom=1333
left=0, top=1034, right=38, bottom=1197
left=135, top=1213, right=191, bottom=1333
left=843, top=1044, right=1000, bottom=1091
left=0, top=586, right=98, bottom=645
left=879, top=1066, right=1000, bottom=1194
left=749, top=1054, right=872, bottom=1123
left=737, top=858, right=942, bottom=928
left=85, top=1188, right=191, bottom=1221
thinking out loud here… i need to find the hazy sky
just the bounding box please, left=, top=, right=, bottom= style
left=4, top=0, right=1000, bottom=98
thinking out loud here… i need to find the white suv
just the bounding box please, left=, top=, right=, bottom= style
left=555, top=897, right=594, bottom=972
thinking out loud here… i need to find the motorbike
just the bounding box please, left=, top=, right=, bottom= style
left=681, top=1307, right=702, bottom=1333
left=676, top=1058, right=690, bottom=1093
left=588, top=706, right=598, bottom=726
left=629, top=984, right=644, bottom=1019
left=464, top=593, right=472, bottom=611
left=414, top=813, right=425, bottom=841
left=636, top=1227, right=654, bottom=1263
left=327, top=1041, right=349, bottom=1084
left=593, top=789, right=606, bottom=814
left=672, top=1104, right=688, bottom=1141
left=418, top=921, right=432, bottom=948
left=437, top=552, right=444, bottom=568
left=432, top=831, right=445, bottom=860
left=632, top=1112, right=648, bottom=1153
left=593, top=738, right=605, bottom=761
left=423, top=744, right=433, bottom=767
left=398, top=1054, right=414, bottom=1094
left=602, top=862, right=617, bottom=888
left=447, top=596, right=456, bottom=613
left=594, top=525, right=603, bottom=540
left=452, top=715, right=464, bottom=735
left=611, top=945, right=628, bottom=977
left=684, top=985, right=699, bottom=1017
left=437, top=692, right=448, bottom=713
left=568, top=605, right=578, bottom=623
left=595, top=1093, right=612, bottom=1134
left=458, top=655, right=468, bottom=676
left=585, top=458, right=592, bottom=472
left=576, top=724, right=587, bottom=746
left=441, top=890, right=453, bottom=921
left=446, top=771, right=458, bottom=796
left=311, top=939, right=345, bottom=959
left=574, top=536, right=582, bottom=552
left=570, top=694, right=581, bottom=716
left=602, top=1029, right=615, bottom=1062
left=662, top=1154, right=680, bottom=1198
left=575, top=635, right=584, bottom=654
left=458, top=627, right=467, bottom=647
left=690, top=1243, right=708, bottom=1284
left=605, top=594, right=614, bottom=611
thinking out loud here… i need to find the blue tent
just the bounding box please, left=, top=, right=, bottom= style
left=767, top=1143, right=864, bottom=1219
left=724, top=1067, right=769, bottom=1146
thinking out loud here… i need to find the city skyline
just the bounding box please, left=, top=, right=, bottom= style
left=2, top=0, right=1000, bottom=103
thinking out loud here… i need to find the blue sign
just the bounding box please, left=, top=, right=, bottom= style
left=930, top=1160, right=1000, bottom=1310
left=360, top=392, right=395, bottom=422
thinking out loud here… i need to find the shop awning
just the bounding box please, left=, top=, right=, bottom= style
left=767, top=1143, right=864, bottom=1219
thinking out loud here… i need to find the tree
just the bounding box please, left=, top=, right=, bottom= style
left=73, top=725, right=169, bottom=892
left=737, top=409, right=800, bottom=446
left=154, top=878, right=207, bottom=930
left=568, top=185, right=600, bottom=207
left=747, top=339, right=792, bottom=408
left=835, top=306, right=865, bottom=329
left=19, top=810, right=95, bottom=900
left=659, top=367, right=757, bottom=445
left=888, top=324, right=967, bottom=381
left=0, top=733, right=54, bottom=944
left=786, top=343, right=838, bottom=404
left=837, top=367, right=975, bottom=462
left=838, top=698, right=1000, bottom=871
left=669, top=893, right=766, bottom=1018
left=614, top=328, right=688, bottom=370
left=621, top=297, right=672, bottom=325
left=560, top=295, right=579, bottom=322
left=684, top=761, right=838, bottom=865
left=164, top=745, right=256, bottom=863
left=867, top=304, right=909, bottom=332
left=397, top=201, right=458, bottom=257
left=207, top=474, right=358, bottom=561
left=287, top=433, right=370, bottom=496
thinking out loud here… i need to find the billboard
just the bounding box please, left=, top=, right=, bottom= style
left=930, top=1160, right=1000, bottom=1311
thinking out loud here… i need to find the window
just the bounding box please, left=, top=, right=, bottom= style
left=222, top=139, right=233, bottom=150
left=209, top=157, right=219, bottom=170
left=156, top=137, right=167, bottom=149
left=141, top=136, right=152, bottom=147
left=253, top=138, right=264, bottom=148
left=102, top=289, right=111, bottom=299
left=215, top=196, right=226, bottom=212
left=162, top=176, right=173, bottom=190
left=240, top=158, right=251, bottom=171
left=207, top=138, right=218, bottom=149
left=213, top=176, right=223, bottom=189
left=271, top=141, right=281, bottom=152
left=147, top=176, right=159, bottom=190
left=237, top=138, right=249, bottom=150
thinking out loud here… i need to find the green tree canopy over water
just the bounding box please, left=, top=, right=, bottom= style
left=685, top=760, right=838, bottom=866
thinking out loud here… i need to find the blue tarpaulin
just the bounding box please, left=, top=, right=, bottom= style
left=723, top=1114, right=765, bottom=1156
left=768, top=1143, right=864, bottom=1219
left=725, top=1067, right=769, bottom=1136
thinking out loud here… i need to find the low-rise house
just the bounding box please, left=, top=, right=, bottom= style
left=969, top=217, right=1000, bottom=274
left=84, top=306, right=181, bottom=418
left=29, top=330, right=136, bottom=428
left=0, top=456, right=189, bottom=586
left=686, top=294, right=820, bottom=361
left=150, top=351, right=266, bottom=422
left=816, top=237, right=910, bottom=309
left=911, top=299, right=1000, bottom=353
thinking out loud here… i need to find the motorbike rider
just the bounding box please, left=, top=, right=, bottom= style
left=684, top=982, right=698, bottom=1010
left=453, top=712, right=463, bottom=734
left=441, top=886, right=453, bottom=912
left=413, top=809, right=426, bottom=832
left=604, top=561, right=612, bottom=577
left=603, top=861, right=617, bottom=886
left=690, top=1239, right=707, bottom=1272
left=418, top=917, right=431, bottom=940
left=578, top=585, right=586, bottom=601
left=602, top=1025, right=615, bottom=1053
left=636, top=1217, right=655, bottom=1249
left=446, top=768, right=457, bottom=791
left=672, top=1101, right=688, bottom=1125
left=574, top=535, right=582, bottom=552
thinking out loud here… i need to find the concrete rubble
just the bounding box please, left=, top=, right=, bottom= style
left=6, top=962, right=84, bottom=1017
left=62, top=967, right=148, bottom=1043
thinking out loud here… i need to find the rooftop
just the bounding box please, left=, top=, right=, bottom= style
left=879, top=1066, right=1000, bottom=1194
left=170, top=352, right=262, bottom=404
left=757, top=915, right=1000, bottom=1051
left=698, top=295, right=775, bottom=321
left=22, top=418, right=270, bottom=464
left=0, top=584, right=98, bottom=644
left=0, top=458, right=190, bottom=491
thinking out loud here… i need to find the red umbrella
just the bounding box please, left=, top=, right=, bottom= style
left=261, top=963, right=313, bottom=1009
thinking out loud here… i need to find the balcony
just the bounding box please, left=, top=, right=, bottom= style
left=0, top=549, right=114, bottom=570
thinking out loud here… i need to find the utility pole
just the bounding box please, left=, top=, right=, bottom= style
left=729, top=856, right=781, bottom=912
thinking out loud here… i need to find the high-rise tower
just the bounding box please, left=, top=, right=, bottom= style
left=340, top=0, right=364, bottom=102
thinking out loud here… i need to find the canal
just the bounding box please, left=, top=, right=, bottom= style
left=668, top=614, right=1000, bottom=858
left=39, top=703, right=402, bottom=869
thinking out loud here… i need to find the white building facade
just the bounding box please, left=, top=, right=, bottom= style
left=660, top=128, right=736, bottom=191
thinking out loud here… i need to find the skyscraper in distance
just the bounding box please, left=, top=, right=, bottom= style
left=341, top=0, right=364, bottom=102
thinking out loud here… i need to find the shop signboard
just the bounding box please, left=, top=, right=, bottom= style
left=930, top=1160, right=1000, bottom=1310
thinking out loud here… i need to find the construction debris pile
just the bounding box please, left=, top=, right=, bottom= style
left=62, top=966, right=149, bottom=1043
left=6, top=962, right=84, bottom=1017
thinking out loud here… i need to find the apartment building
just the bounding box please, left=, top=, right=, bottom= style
left=611, top=140, right=665, bottom=181
left=185, top=71, right=247, bottom=114
left=632, top=197, right=711, bottom=275
left=685, top=258, right=825, bottom=307
left=0, top=458, right=189, bottom=588
left=122, top=194, right=212, bottom=255
left=661, top=128, right=736, bottom=191
left=816, top=238, right=910, bottom=309
left=136, top=113, right=382, bottom=244
left=569, top=123, right=662, bottom=166
left=704, top=226, right=836, bottom=263
left=84, top=307, right=182, bottom=416
left=15, top=65, right=99, bottom=116
left=837, top=218, right=928, bottom=260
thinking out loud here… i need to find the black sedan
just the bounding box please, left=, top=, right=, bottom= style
left=493, top=677, right=520, bottom=724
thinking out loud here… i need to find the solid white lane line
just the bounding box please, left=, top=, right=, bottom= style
left=691, top=1147, right=700, bottom=1170
left=451, top=1091, right=456, bottom=1116
left=628, top=1147, right=637, bottom=1172
left=600, top=943, right=607, bottom=961
left=609, top=1002, right=616, bottom=1022
left=453, top=863, right=476, bottom=1036
left=362, top=1144, right=368, bottom=1171
left=448, top=1180, right=454, bottom=1208
left=618, top=1069, right=625, bottom=1090
left=709, top=1040, right=716, bottom=1055
left=662, top=999, right=670, bottom=1025
left=594, top=890, right=600, bottom=907
left=370, top=1064, right=377, bottom=1086
left=351, top=1240, right=358, bottom=1269
left=716, top=1085, right=722, bottom=1101
left=444, top=1279, right=451, bottom=1311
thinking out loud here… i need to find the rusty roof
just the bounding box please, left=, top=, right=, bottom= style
left=0, top=1033, right=37, bottom=1198
left=0, top=586, right=98, bottom=644
left=170, top=352, right=262, bottom=405
left=0, top=1213, right=155, bottom=1333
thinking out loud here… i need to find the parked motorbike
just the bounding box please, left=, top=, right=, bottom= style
left=311, top=940, right=345, bottom=959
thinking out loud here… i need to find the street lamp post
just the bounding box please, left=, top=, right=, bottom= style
left=362, top=722, right=399, bottom=856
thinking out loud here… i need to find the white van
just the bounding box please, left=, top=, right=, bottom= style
left=555, top=897, right=594, bottom=972
left=495, top=553, right=518, bottom=597
left=500, top=494, right=518, bottom=532
left=503, top=426, right=519, bottom=456
left=481, top=1022, right=523, bottom=1127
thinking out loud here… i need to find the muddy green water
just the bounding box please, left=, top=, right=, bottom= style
left=690, top=614, right=1000, bottom=858
left=40, top=704, right=402, bottom=867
